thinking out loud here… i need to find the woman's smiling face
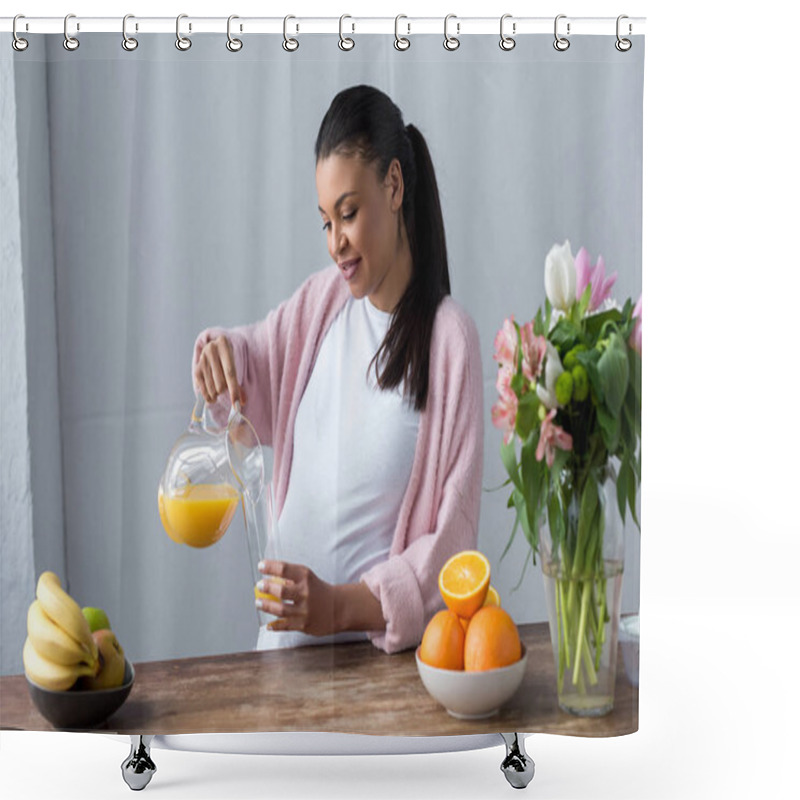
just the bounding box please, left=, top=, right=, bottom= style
left=316, top=152, right=411, bottom=313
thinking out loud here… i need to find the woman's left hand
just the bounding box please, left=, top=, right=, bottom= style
left=256, top=560, right=337, bottom=636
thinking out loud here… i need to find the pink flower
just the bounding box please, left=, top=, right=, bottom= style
left=493, top=316, right=517, bottom=369
left=629, top=294, right=642, bottom=355
left=491, top=365, right=518, bottom=444
left=520, top=322, right=547, bottom=384
left=536, top=409, right=573, bottom=467
left=575, top=247, right=617, bottom=312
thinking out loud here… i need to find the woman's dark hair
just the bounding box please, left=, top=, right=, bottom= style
left=314, top=85, right=450, bottom=412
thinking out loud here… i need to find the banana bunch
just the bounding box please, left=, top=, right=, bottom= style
left=23, top=572, right=100, bottom=691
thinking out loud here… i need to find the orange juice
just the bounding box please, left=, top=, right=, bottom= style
left=158, top=487, right=184, bottom=545
left=160, top=482, right=240, bottom=548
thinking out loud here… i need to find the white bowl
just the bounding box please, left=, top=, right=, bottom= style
left=415, top=644, right=528, bottom=719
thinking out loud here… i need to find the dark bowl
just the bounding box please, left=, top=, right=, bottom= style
left=26, top=659, right=134, bottom=729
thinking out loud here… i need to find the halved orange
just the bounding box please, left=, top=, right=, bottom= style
left=483, top=585, right=501, bottom=608
left=438, top=550, right=491, bottom=619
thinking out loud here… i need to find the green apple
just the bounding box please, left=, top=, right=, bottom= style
left=82, top=629, right=125, bottom=690
left=82, top=606, right=111, bottom=633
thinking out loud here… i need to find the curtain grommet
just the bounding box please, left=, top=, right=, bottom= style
left=615, top=15, right=632, bottom=52
left=283, top=15, right=299, bottom=52
left=63, top=13, right=80, bottom=51
left=500, top=14, right=516, bottom=51
left=339, top=15, right=355, bottom=51
left=12, top=14, right=29, bottom=52
left=394, top=15, right=410, bottom=51
left=122, top=14, right=138, bottom=51
left=444, top=14, right=460, bottom=51
left=226, top=15, right=243, bottom=52
left=554, top=14, right=570, bottom=51
left=175, top=14, right=192, bottom=51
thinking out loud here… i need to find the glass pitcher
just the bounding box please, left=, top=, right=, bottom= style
left=158, top=395, right=265, bottom=549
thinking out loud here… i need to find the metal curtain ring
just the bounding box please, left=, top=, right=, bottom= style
left=553, top=14, right=570, bottom=51
left=12, top=15, right=29, bottom=52
left=339, top=15, right=354, bottom=51
left=63, top=13, right=79, bottom=51
left=500, top=14, right=516, bottom=51
left=394, top=15, right=410, bottom=51
left=226, top=15, right=243, bottom=52
left=615, top=14, right=632, bottom=51
left=283, top=15, right=299, bottom=51
left=443, top=14, right=460, bottom=51
left=122, top=14, right=138, bottom=51
left=175, top=14, right=192, bottom=51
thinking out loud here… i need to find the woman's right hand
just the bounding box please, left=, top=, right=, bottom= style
left=194, top=335, right=246, bottom=407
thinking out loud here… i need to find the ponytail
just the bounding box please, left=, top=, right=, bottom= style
left=373, top=124, right=450, bottom=410
left=315, top=85, right=451, bottom=411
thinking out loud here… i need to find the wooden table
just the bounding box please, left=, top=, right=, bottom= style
left=0, top=623, right=637, bottom=737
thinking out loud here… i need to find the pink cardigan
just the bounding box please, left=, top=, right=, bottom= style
left=193, top=265, right=484, bottom=653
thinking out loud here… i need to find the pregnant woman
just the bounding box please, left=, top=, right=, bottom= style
left=192, top=84, right=483, bottom=654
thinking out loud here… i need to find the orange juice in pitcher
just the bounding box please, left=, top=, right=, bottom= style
left=159, top=482, right=240, bottom=548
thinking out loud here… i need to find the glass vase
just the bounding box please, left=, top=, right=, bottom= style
left=539, top=463, right=625, bottom=717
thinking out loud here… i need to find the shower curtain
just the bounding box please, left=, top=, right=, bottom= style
left=1, top=20, right=643, bottom=737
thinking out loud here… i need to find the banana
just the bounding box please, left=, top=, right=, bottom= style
left=27, top=600, right=97, bottom=668
left=35, top=572, right=98, bottom=663
left=23, top=637, right=95, bottom=691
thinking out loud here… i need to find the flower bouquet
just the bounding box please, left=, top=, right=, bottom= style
left=492, top=241, right=641, bottom=716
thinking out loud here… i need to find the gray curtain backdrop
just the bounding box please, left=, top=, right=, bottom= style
left=1, top=32, right=643, bottom=675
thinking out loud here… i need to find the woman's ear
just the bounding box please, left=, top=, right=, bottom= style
left=385, top=158, right=404, bottom=213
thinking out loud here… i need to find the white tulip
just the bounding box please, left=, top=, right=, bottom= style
left=544, top=240, right=576, bottom=311
left=536, top=343, right=564, bottom=409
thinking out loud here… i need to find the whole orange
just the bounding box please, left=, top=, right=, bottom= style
left=463, top=606, right=521, bottom=672
left=419, top=610, right=466, bottom=670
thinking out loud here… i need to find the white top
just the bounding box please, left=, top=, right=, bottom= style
left=256, top=295, right=420, bottom=650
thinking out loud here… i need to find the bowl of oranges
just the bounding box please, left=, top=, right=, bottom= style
left=416, top=551, right=527, bottom=719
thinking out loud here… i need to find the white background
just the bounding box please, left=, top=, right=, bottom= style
left=2, top=1, right=798, bottom=799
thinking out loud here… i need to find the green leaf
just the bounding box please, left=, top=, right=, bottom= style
left=596, top=404, right=620, bottom=453
left=597, top=332, right=630, bottom=417
left=547, top=489, right=566, bottom=557
left=549, top=318, right=582, bottom=353
left=576, top=283, right=592, bottom=321
left=627, top=463, right=641, bottom=530
left=512, top=489, right=535, bottom=554
left=623, top=388, right=640, bottom=445
left=534, top=306, right=546, bottom=337
left=500, top=439, right=522, bottom=493
left=584, top=308, right=623, bottom=344
left=628, top=346, right=642, bottom=406
left=515, top=392, right=539, bottom=441
left=500, top=513, right=520, bottom=562
left=576, top=348, right=604, bottom=405
left=521, top=438, right=545, bottom=527
left=616, top=457, right=629, bottom=523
